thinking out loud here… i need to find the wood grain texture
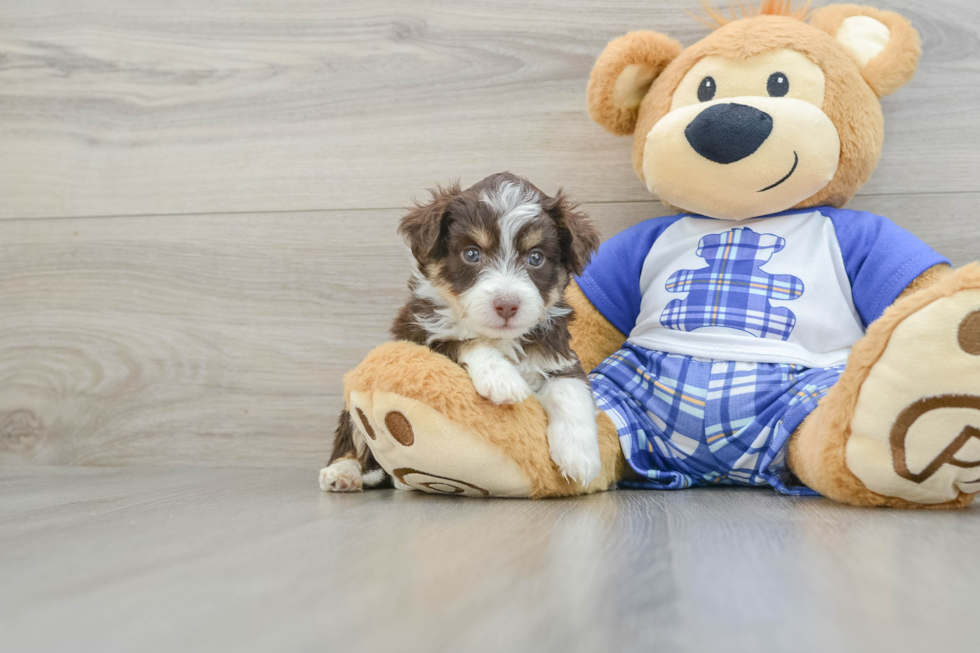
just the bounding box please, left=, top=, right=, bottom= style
left=0, top=0, right=978, bottom=219
left=2, top=194, right=977, bottom=469
left=2, top=466, right=980, bottom=653
left=0, top=209, right=404, bottom=467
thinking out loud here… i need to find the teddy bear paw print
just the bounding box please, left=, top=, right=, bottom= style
left=846, top=284, right=980, bottom=505
left=345, top=390, right=534, bottom=498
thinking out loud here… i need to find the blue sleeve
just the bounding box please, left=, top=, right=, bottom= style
left=575, top=214, right=684, bottom=336
left=827, top=208, right=950, bottom=327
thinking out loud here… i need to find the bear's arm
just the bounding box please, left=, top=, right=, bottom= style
left=567, top=280, right=627, bottom=373
left=897, top=263, right=952, bottom=300
left=566, top=215, right=685, bottom=371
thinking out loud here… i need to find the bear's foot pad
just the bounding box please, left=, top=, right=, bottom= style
left=847, top=288, right=980, bottom=504
left=348, top=390, right=535, bottom=498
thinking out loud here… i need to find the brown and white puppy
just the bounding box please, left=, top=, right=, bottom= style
left=320, top=172, right=603, bottom=492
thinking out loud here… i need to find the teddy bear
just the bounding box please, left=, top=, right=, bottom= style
left=338, top=1, right=980, bottom=508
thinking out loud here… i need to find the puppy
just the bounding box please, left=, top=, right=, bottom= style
left=320, top=172, right=603, bottom=492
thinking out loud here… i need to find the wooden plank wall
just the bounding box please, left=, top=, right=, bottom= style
left=1, top=0, right=978, bottom=469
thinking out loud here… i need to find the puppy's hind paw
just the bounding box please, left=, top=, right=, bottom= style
left=319, top=459, right=363, bottom=492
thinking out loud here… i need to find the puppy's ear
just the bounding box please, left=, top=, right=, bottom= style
left=543, top=191, right=601, bottom=277
left=809, top=5, right=921, bottom=97
left=587, top=31, right=683, bottom=136
left=398, top=181, right=462, bottom=263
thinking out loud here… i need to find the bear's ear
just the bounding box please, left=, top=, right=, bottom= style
left=809, top=5, right=921, bottom=97
left=587, top=31, right=683, bottom=135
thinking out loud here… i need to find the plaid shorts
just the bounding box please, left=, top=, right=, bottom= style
left=590, top=343, right=844, bottom=495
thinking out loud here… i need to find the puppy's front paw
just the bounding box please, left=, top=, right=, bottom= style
left=319, top=459, right=363, bottom=492
left=548, top=422, right=601, bottom=487
left=469, top=363, right=532, bottom=405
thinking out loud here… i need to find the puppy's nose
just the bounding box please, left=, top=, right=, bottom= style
left=493, top=296, right=520, bottom=320
left=685, top=103, right=773, bottom=164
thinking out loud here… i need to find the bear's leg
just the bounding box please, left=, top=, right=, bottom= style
left=788, top=264, right=980, bottom=508
left=340, top=341, right=623, bottom=498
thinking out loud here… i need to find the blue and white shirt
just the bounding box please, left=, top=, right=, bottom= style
left=577, top=207, right=948, bottom=368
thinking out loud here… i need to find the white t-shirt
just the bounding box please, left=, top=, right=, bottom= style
left=576, top=208, right=948, bottom=368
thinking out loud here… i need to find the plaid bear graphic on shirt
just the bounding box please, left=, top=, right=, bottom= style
left=660, top=227, right=804, bottom=341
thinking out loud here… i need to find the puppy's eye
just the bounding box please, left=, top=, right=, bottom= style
left=767, top=72, right=789, bottom=97
left=697, top=76, right=716, bottom=102
left=527, top=250, right=545, bottom=267
left=462, top=247, right=481, bottom=264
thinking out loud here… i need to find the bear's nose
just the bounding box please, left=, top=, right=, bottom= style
left=685, top=103, right=773, bottom=164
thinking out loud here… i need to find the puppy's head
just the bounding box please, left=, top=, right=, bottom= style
left=399, top=172, right=600, bottom=339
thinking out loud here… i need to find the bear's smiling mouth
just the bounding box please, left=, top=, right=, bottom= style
left=758, top=151, right=799, bottom=192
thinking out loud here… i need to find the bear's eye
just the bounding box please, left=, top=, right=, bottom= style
left=767, top=72, right=789, bottom=97
left=462, top=247, right=481, bottom=264
left=697, top=76, right=716, bottom=102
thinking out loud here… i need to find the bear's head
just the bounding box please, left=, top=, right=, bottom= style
left=587, top=2, right=921, bottom=220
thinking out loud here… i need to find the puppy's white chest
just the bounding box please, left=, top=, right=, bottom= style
left=517, top=360, right=548, bottom=393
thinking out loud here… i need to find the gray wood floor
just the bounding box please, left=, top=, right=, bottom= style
left=4, top=466, right=980, bottom=653
left=2, top=1, right=980, bottom=651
